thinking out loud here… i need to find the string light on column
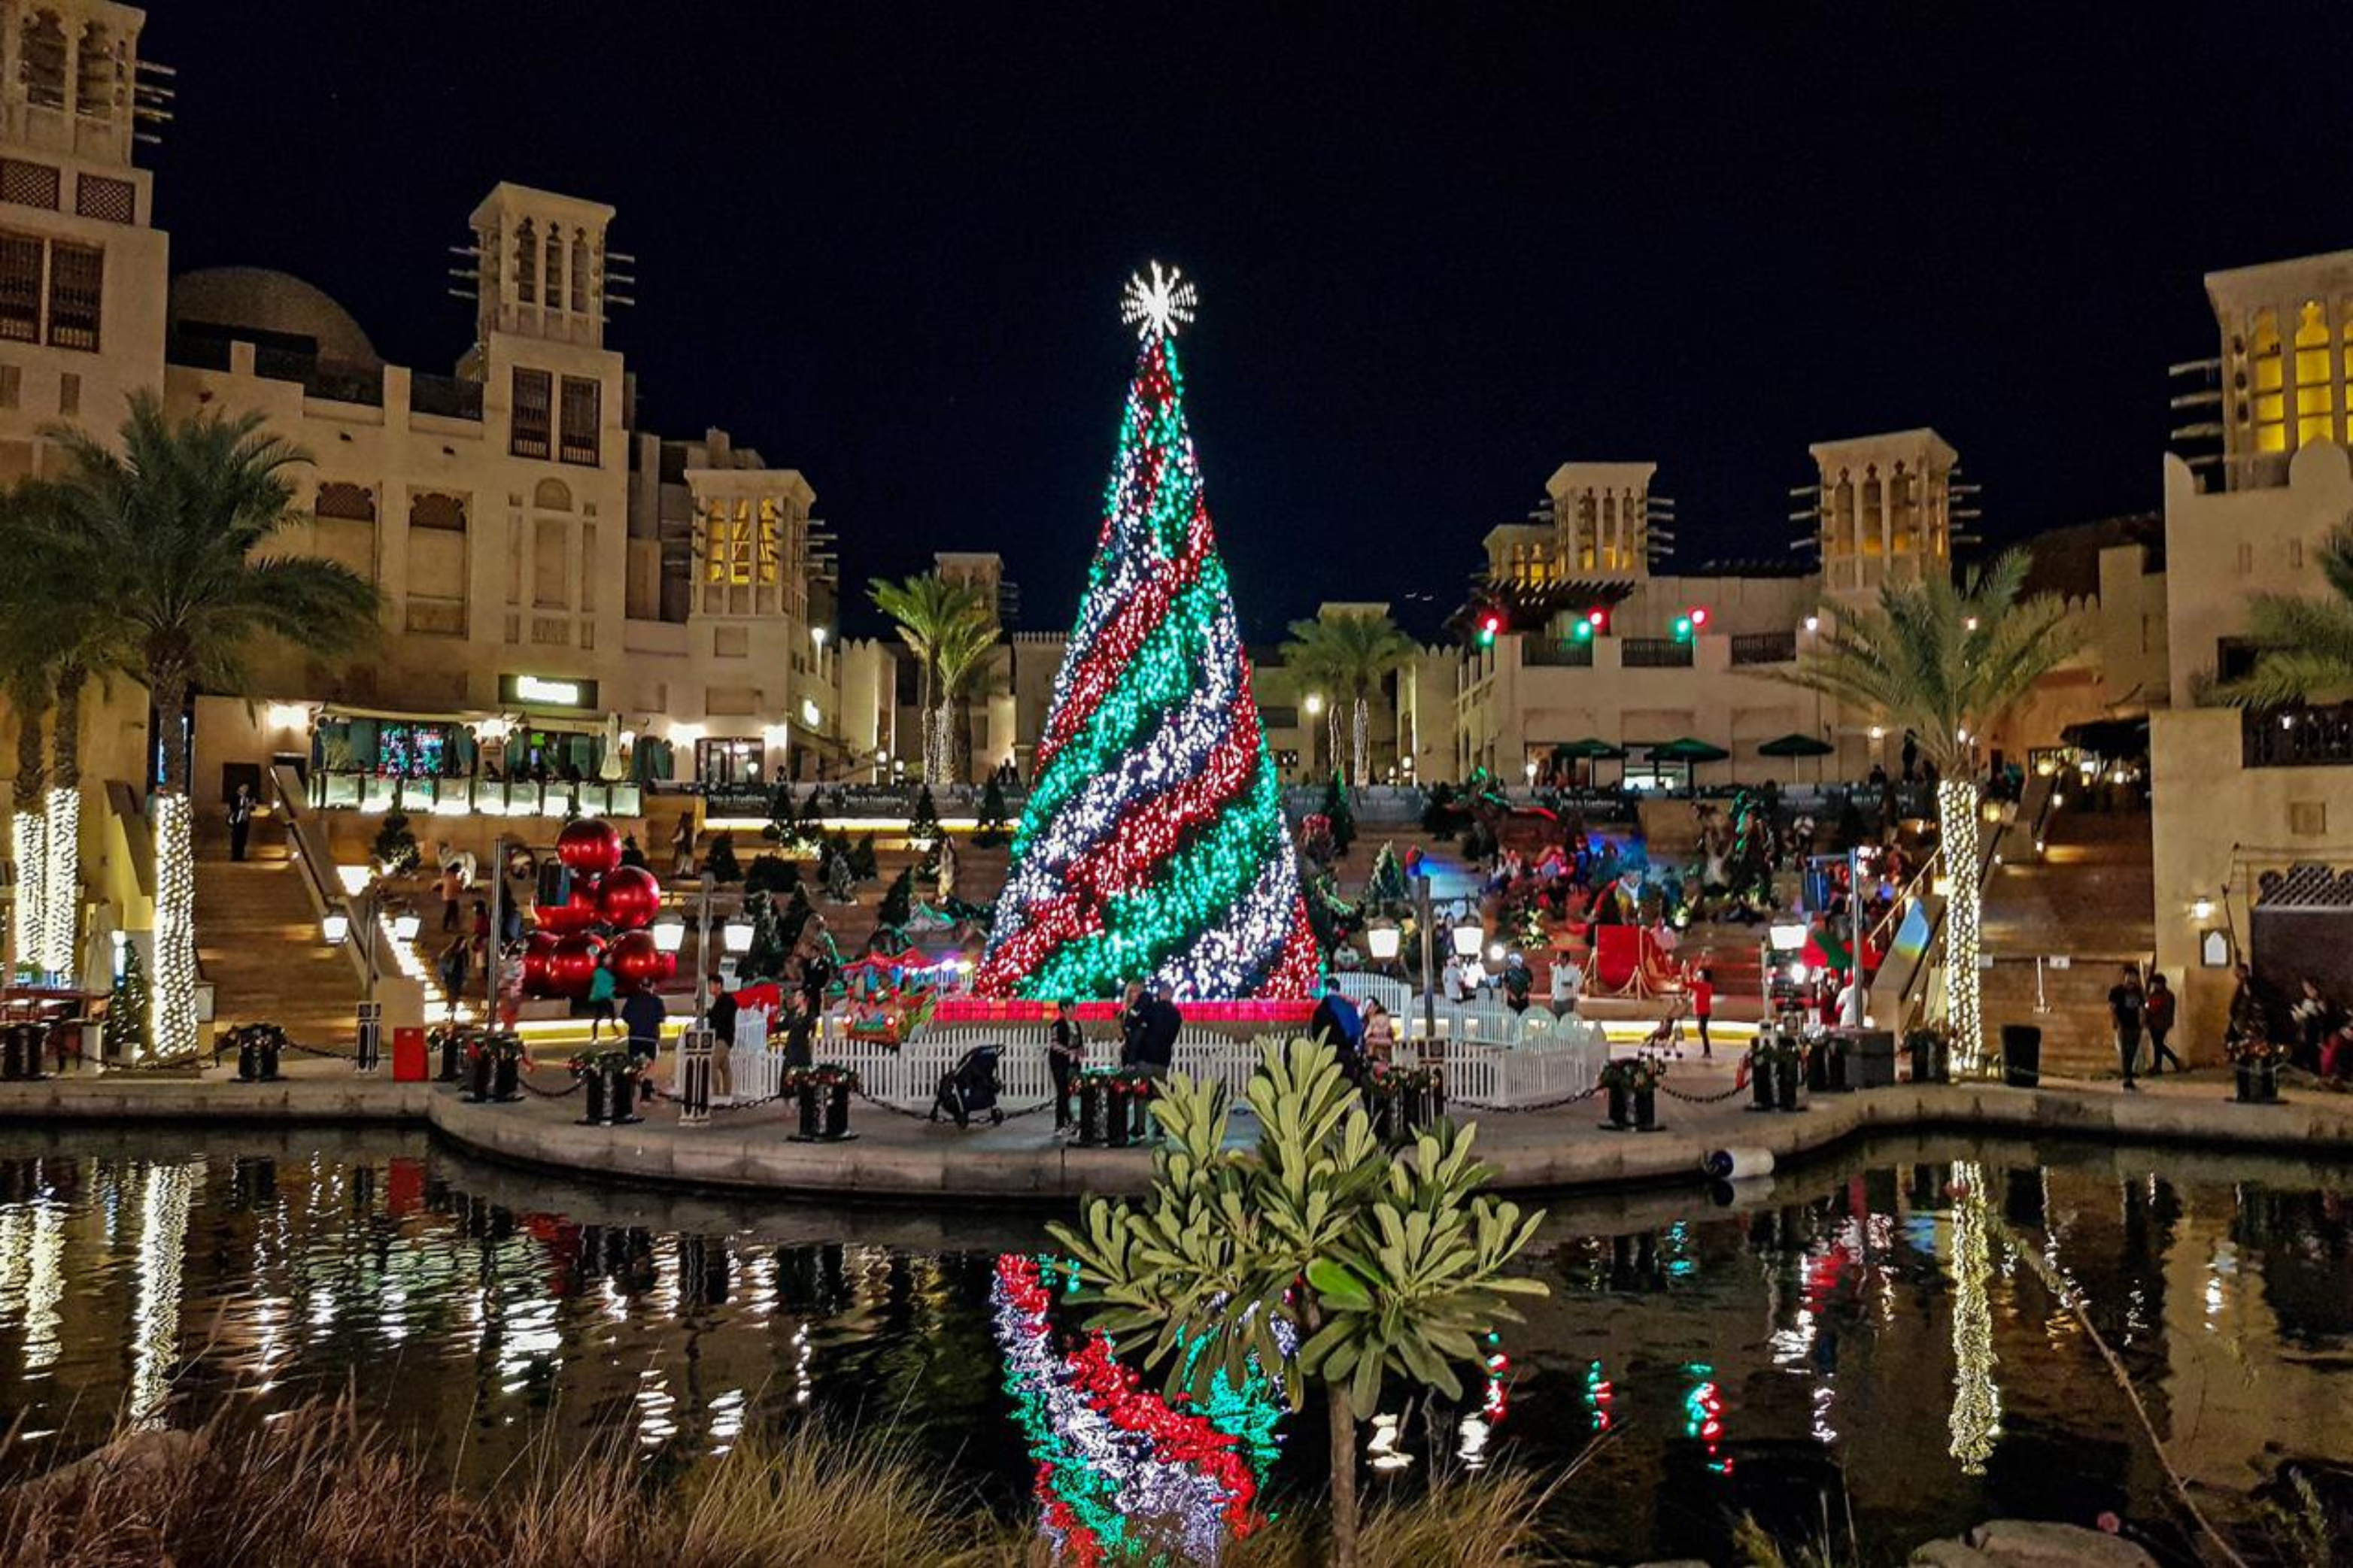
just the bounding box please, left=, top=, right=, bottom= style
left=1945, top=1163, right=2001, bottom=1474
left=149, top=793, right=199, bottom=1061
left=1939, top=779, right=1984, bottom=1068
left=40, top=785, right=77, bottom=976
left=9, top=808, right=44, bottom=973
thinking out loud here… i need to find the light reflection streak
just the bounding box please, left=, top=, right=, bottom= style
left=22, top=1200, right=65, bottom=1372
left=1946, top=1160, right=2001, bottom=1474
left=129, top=1159, right=201, bottom=1430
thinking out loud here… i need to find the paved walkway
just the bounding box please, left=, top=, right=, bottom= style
left=2, top=1048, right=2346, bottom=1201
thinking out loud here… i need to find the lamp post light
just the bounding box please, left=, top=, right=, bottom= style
left=1450, top=910, right=1485, bottom=960
left=1413, top=873, right=1438, bottom=1042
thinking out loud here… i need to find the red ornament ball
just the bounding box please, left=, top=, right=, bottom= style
left=608, top=929, right=665, bottom=990
left=597, top=865, right=662, bottom=930
left=521, top=932, right=559, bottom=990
left=548, top=933, right=607, bottom=999
left=557, top=817, right=624, bottom=877
left=533, top=884, right=602, bottom=935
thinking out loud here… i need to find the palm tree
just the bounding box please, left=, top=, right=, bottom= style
left=1280, top=611, right=1416, bottom=787
left=931, top=610, right=1000, bottom=785
left=1767, top=553, right=2082, bottom=1066
left=49, top=394, right=380, bottom=1057
left=2214, top=520, right=2353, bottom=705
left=0, top=480, right=126, bottom=976
left=1, top=651, right=47, bottom=977
left=867, top=573, right=990, bottom=784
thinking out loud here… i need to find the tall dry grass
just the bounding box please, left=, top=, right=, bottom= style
left=0, top=1400, right=1582, bottom=1568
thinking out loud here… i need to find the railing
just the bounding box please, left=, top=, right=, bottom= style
left=1620, top=638, right=1693, bottom=669
left=1524, top=638, right=1595, bottom=668
left=1729, top=631, right=1798, bottom=666
left=2243, top=704, right=2353, bottom=768
left=776, top=1011, right=1611, bottom=1114
left=308, top=770, right=642, bottom=820
left=271, top=764, right=379, bottom=991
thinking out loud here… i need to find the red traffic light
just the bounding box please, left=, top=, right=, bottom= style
left=1688, top=606, right=1709, bottom=629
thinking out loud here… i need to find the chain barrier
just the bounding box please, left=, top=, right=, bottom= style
left=1660, top=1078, right=1752, bottom=1105
left=1450, top=1082, right=1605, bottom=1113
left=515, top=1070, right=584, bottom=1099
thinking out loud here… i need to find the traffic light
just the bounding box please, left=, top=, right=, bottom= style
left=1674, top=605, right=1709, bottom=641
left=1477, top=612, right=1501, bottom=647
left=1673, top=614, right=1693, bottom=641
left=1574, top=607, right=1607, bottom=641
left=1571, top=617, right=1594, bottom=641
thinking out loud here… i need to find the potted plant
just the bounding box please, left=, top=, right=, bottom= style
left=570, top=1048, right=645, bottom=1127
left=1748, top=1033, right=1802, bottom=1112
left=427, top=1024, right=467, bottom=1082
left=784, top=1063, right=860, bottom=1141
left=1599, top=1050, right=1671, bottom=1132
left=2227, top=1036, right=2288, bottom=1105
left=1904, top=1024, right=1951, bottom=1084
left=463, top=1030, right=526, bottom=1103
left=1364, top=1062, right=1446, bottom=1143
left=226, top=1022, right=290, bottom=1083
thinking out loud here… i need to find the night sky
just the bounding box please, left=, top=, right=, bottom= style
left=146, top=5, right=2353, bottom=642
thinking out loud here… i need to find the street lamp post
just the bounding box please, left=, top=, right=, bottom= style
left=1413, top=872, right=1437, bottom=1043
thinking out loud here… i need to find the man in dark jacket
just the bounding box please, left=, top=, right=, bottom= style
left=1118, top=980, right=1149, bottom=1068
left=1134, top=983, right=1181, bottom=1077
left=1307, top=977, right=1366, bottom=1081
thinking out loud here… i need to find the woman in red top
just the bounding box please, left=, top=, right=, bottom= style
left=1690, top=968, right=1715, bottom=1058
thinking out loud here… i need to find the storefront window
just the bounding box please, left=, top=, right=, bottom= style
left=378, top=723, right=449, bottom=778
left=696, top=737, right=764, bottom=787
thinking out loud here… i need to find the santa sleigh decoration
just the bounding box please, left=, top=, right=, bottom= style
left=833, top=954, right=941, bottom=1046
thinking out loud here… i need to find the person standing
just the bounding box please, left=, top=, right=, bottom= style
left=670, top=812, right=697, bottom=877
left=779, top=987, right=815, bottom=1069
left=2107, top=964, right=2145, bottom=1091
left=1118, top=980, right=1149, bottom=1069
left=1501, top=952, right=1534, bottom=1014
left=1690, top=966, right=1716, bottom=1059
left=2144, top=972, right=2183, bottom=1075
left=439, top=857, right=466, bottom=933
left=1049, top=997, right=1085, bottom=1133
left=585, top=961, right=619, bottom=1044
left=226, top=784, right=256, bottom=863
left=705, top=978, right=738, bottom=1102
left=2291, top=977, right=2337, bottom=1073
left=1360, top=1000, right=1397, bottom=1067
left=1135, top=982, right=1181, bottom=1081
left=622, top=981, right=666, bottom=1071
left=495, top=943, right=524, bottom=1032
left=2224, top=962, right=2267, bottom=1057
left=436, top=934, right=470, bottom=1022
left=1441, top=953, right=1470, bottom=1005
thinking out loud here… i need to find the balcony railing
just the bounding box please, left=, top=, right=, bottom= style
left=2244, top=703, right=2353, bottom=769
left=1621, top=637, right=1693, bottom=669
left=308, top=770, right=643, bottom=820
left=411, top=374, right=484, bottom=421
left=1730, top=631, right=1798, bottom=666
left=1524, top=638, right=1594, bottom=668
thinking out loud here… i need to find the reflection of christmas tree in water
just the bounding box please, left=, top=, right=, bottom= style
left=993, top=1254, right=1285, bottom=1566
left=978, top=267, right=1316, bottom=1000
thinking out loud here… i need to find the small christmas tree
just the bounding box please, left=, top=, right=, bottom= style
left=745, top=853, right=800, bottom=896
left=850, top=832, right=879, bottom=881
left=371, top=808, right=421, bottom=876
left=761, top=784, right=794, bottom=849
left=102, top=943, right=150, bottom=1060
left=876, top=866, right=913, bottom=930
left=778, top=884, right=815, bottom=952
left=1365, top=842, right=1408, bottom=907
left=742, top=892, right=790, bottom=979
left=976, top=774, right=1010, bottom=848
left=1320, top=774, right=1356, bottom=856
left=706, top=833, right=742, bottom=884
left=906, top=785, right=942, bottom=854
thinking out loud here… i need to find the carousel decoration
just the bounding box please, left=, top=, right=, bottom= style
left=522, top=818, right=675, bottom=998
left=832, top=952, right=942, bottom=1045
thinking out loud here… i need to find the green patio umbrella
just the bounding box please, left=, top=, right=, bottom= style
left=1551, top=737, right=1627, bottom=760
left=1650, top=736, right=1731, bottom=762
left=1756, top=732, right=1834, bottom=759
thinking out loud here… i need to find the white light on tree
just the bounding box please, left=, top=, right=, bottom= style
left=10, top=807, right=44, bottom=973
left=1945, top=1162, right=2001, bottom=1474
left=40, top=786, right=76, bottom=976
left=148, top=794, right=199, bottom=1061
left=1938, top=779, right=1984, bottom=1069
left=1119, top=260, right=1198, bottom=340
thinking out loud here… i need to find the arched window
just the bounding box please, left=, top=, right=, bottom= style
left=533, top=478, right=572, bottom=511
left=543, top=225, right=563, bottom=312
left=1860, top=468, right=1884, bottom=556
left=2250, top=308, right=2285, bottom=454
left=20, top=11, right=65, bottom=108
left=314, top=481, right=376, bottom=523
left=514, top=218, right=537, bottom=305
left=2296, top=300, right=2334, bottom=449
left=1887, top=463, right=1914, bottom=554
left=408, top=491, right=469, bottom=532
left=74, top=21, right=117, bottom=119
left=569, top=233, right=591, bottom=315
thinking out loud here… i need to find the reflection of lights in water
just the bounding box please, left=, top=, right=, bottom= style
left=1684, top=1363, right=1731, bottom=1474
left=636, top=1371, right=676, bottom=1448
left=23, top=1199, right=65, bottom=1372
left=793, top=1321, right=813, bottom=1405
left=1457, top=1343, right=1511, bottom=1469
left=709, top=1388, right=745, bottom=1455
left=499, top=1294, right=560, bottom=1389
left=308, top=1285, right=337, bottom=1331
left=2204, top=1241, right=2236, bottom=1332
left=380, top=1281, right=409, bottom=1345
left=1811, top=1381, right=1838, bottom=1444
left=602, top=1275, right=630, bottom=1324
left=1770, top=1306, right=1817, bottom=1366
left=653, top=1235, right=682, bottom=1318
left=1368, top=1412, right=1412, bottom=1471
left=1946, top=1162, right=2001, bottom=1474
left=129, top=1160, right=200, bottom=1430
left=1584, top=1360, right=1614, bottom=1432
left=745, top=1249, right=777, bottom=1317
left=1662, top=1220, right=1697, bottom=1278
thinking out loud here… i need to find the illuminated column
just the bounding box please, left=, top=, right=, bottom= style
left=8, top=807, right=44, bottom=973
left=128, top=1158, right=199, bottom=1429
left=1939, top=778, right=1984, bottom=1067
left=40, top=784, right=77, bottom=976
left=148, top=794, right=198, bottom=1060
left=1945, top=1161, right=2001, bottom=1472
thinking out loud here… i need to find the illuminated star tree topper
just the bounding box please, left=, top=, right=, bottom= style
left=1119, top=261, right=1198, bottom=340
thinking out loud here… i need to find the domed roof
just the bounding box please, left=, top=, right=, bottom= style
left=169, top=267, right=381, bottom=367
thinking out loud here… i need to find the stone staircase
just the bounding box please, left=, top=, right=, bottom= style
left=193, top=814, right=359, bottom=1046
left=1978, top=800, right=2154, bottom=1078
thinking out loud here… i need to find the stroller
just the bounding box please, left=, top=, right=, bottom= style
left=931, top=1045, right=1004, bottom=1129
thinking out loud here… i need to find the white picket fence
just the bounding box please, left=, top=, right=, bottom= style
left=721, top=1009, right=1611, bottom=1115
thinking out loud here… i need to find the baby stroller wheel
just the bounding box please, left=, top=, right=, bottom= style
left=991, top=1109, right=1003, bottom=1125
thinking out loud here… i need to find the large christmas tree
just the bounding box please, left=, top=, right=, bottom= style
left=977, top=265, right=1317, bottom=999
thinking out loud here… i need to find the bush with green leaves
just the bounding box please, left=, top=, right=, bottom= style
left=370, top=808, right=420, bottom=876
left=705, top=833, right=742, bottom=885
left=745, top=854, right=800, bottom=896
left=1049, top=1037, right=1547, bottom=1567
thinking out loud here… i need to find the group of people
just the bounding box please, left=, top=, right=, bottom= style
left=1040, top=981, right=1183, bottom=1134
left=2111, top=963, right=2353, bottom=1087
left=2103, top=963, right=2183, bottom=1090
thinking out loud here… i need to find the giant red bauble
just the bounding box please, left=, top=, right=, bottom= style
left=597, top=865, right=661, bottom=930
left=556, top=817, right=624, bottom=877
left=608, top=928, right=665, bottom=990
left=533, top=887, right=601, bottom=935
left=521, top=931, right=559, bottom=990
left=549, top=933, right=607, bottom=998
